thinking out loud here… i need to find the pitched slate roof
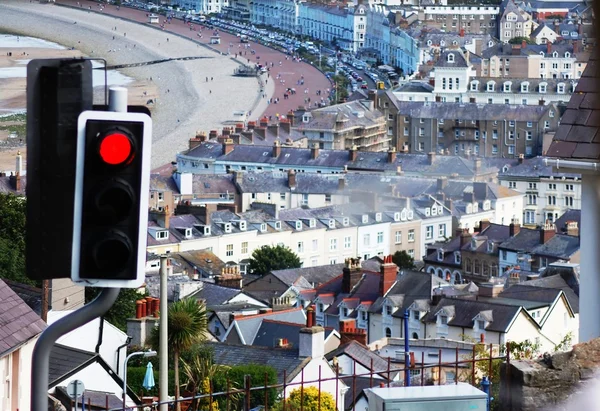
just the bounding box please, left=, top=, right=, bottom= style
left=526, top=274, right=579, bottom=312
left=435, top=50, right=469, bottom=68
left=530, top=234, right=580, bottom=258
left=173, top=249, right=227, bottom=278
left=498, top=227, right=540, bottom=252
left=498, top=157, right=580, bottom=179
left=326, top=340, right=400, bottom=379
left=189, top=281, right=242, bottom=308
left=546, top=54, right=600, bottom=160
left=229, top=308, right=307, bottom=345
left=3, top=279, right=42, bottom=315
left=253, top=319, right=336, bottom=349
left=422, top=298, right=522, bottom=332
left=341, top=377, right=374, bottom=411
left=0, top=279, right=46, bottom=357
left=209, top=342, right=309, bottom=382
left=270, top=264, right=345, bottom=288
left=553, top=209, right=581, bottom=234
left=369, top=272, right=447, bottom=315
left=49, top=344, right=96, bottom=386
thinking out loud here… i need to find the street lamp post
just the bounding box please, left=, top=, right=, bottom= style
left=123, top=350, right=157, bottom=410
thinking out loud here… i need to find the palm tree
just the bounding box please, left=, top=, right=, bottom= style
left=151, top=298, right=208, bottom=411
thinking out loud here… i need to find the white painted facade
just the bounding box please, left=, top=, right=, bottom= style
left=48, top=311, right=129, bottom=379
left=240, top=192, right=347, bottom=212
left=498, top=175, right=581, bottom=226
left=171, top=0, right=229, bottom=14
left=356, top=218, right=391, bottom=261
left=0, top=337, right=36, bottom=411
left=420, top=215, right=453, bottom=257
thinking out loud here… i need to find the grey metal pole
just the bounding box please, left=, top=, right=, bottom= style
left=31, top=288, right=120, bottom=411
left=109, top=86, right=128, bottom=113
left=159, top=255, right=169, bottom=411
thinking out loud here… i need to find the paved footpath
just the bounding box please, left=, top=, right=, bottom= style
left=56, top=0, right=333, bottom=121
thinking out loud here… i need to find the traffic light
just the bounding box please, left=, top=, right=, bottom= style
left=72, top=110, right=152, bottom=288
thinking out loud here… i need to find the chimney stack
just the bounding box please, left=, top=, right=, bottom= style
left=311, top=143, right=319, bottom=160
left=306, top=306, right=315, bottom=328
left=247, top=121, right=256, bottom=130
left=459, top=229, right=472, bottom=247
left=150, top=207, right=170, bottom=229
left=260, top=117, right=269, bottom=128
left=459, top=28, right=465, bottom=37
left=349, top=145, right=358, bottom=161
left=566, top=221, right=579, bottom=237
left=343, top=257, right=363, bottom=293
left=338, top=177, right=346, bottom=190
left=387, top=147, right=397, bottom=163
left=288, top=169, right=297, bottom=189
left=518, top=154, right=525, bottom=164
left=540, top=222, right=556, bottom=244
left=15, top=151, right=22, bottom=175
left=255, top=127, right=266, bottom=140
left=339, top=320, right=367, bottom=346
left=479, top=219, right=490, bottom=232
left=299, top=326, right=325, bottom=358
left=379, top=255, right=397, bottom=296
left=522, top=40, right=527, bottom=49
left=209, top=129, right=218, bottom=140
left=280, top=118, right=291, bottom=134
left=223, top=138, right=234, bottom=155
left=428, top=152, right=436, bottom=165
left=437, top=177, right=448, bottom=191
left=235, top=123, right=244, bottom=134
left=547, top=41, right=552, bottom=55
left=268, top=123, right=279, bottom=138
left=273, top=140, right=281, bottom=158
left=509, top=218, right=521, bottom=236
left=287, top=111, right=295, bottom=126
left=368, top=89, right=378, bottom=108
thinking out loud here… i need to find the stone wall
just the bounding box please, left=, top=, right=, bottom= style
left=499, top=338, right=600, bottom=411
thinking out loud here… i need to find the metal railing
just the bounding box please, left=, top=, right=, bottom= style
left=83, top=342, right=512, bottom=411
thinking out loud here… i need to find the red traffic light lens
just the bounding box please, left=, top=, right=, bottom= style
left=99, top=132, right=133, bottom=165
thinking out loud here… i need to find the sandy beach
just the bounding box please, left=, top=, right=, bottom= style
left=0, top=1, right=260, bottom=168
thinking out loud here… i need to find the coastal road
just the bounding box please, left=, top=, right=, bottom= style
left=56, top=0, right=333, bottom=121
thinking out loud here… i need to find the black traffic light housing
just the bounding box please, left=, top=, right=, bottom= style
left=26, top=59, right=93, bottom=280
left=72, top=110, right=152, bottom=288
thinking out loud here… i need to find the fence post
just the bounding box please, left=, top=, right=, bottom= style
left=264, top=372, right=269, bottom=411
left=506, top=342, right=511, bottom=410
left=226, top=378, right=231, bottom=411
left=300, top=367, right=304, bottom=411
left=210, top=379, right=214, bottom=411
left=488, top=343, right=494, bottom=378
left=335, top=364, right=339, bottom=411
left=438, top=349, right=442, bottom=385
left=283, top=370, right=288, bottom=411
left=369, top=358, right=374, bottom=388
left=471, top=345, right=476, bottom=386
left=420, top=352, right=424, bottom=386
left=244, top=374, right=251, bottom=411
left=387, top=357, right=391, bottom=387
left=318, top=365, right=322, bottom=411
left=455, top=347, right=459, bottom=384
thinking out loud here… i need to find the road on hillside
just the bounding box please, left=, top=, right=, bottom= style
left=56, top=0, right=333, bottom=121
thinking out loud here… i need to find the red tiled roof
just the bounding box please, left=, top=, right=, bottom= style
left=547, top=55, right=600, bottom=160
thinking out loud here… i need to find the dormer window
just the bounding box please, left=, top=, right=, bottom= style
left=302, top=114, right=310, bottom=123
left=503, top=82, right=512, bottom=92
left=447, top=53, right=455, bottom=63
left=521, top=82, right=529, bottom=92
left=539, top=82, right=547, bottom=93
left=487, top=241, right=494, bottom=253
left=185, top=228, right=192, bottom=238
left=408, top=210, right=414, bottom=220
left=239, top=221, right=247, bottom=231
left=553, top=51, right=558, bottom=58
left=557, top=83, right=565, bottom=93
left=437, top=249, right=444, bottom=261
left=425, top=208, right=431, bottom=216
left=487, top=81, right=495, bottom=92
left=260, top=223, right=267, bottom=233
left=343, top=217, right=350, bottom=226
left=394, top=212, right=401, bottom=221
left=203, top=226, right=211, bottom=236
left=431, top=206, right=438, bottom=216
left=483, top=200, right=491, bottom=210
left=438, top=206, right=443, bottom=214
left=471, top=238, right=477, bottom=249
left=467, top=204, right=473, bottom=214
left=565, top=52, right=571, bottom=58
left=439, top=315, right=448, bottom=325
left=473, top=203, right=478, bottom=213
left=470, top=81, right=478, bottom=91
left=328, top=219, right=335, bottom=229
left=375, top=212, right=382, bottom=222
left=224, top=223, right=232, bottom=233
left=275, top=221, right=282, bottom=230
left=295, top=220, right=302, bottom=230
left=362, top=215, right=369, bottom=223
left=385, top=305, right=393, bottom=316
left=156, top=230, right=169, bottom=240
left=309, top=218, right=316, bottom=228
left=454, top=251, right=461, bottom=264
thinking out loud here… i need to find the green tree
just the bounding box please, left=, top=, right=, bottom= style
left=0, top=194, right=30, bottom=285
left=85, top=288, right=146, bottom=331
left=274, top=387, right=336, bottom=411
left=248, top=245, right=301, bottom=276
left=181, top=354, right=230, bottom=411
left=509, top=36, right=535, bottom=45
left=149, top=298, right=208, bottom=411
left=392, top=250, right=415, bottom=270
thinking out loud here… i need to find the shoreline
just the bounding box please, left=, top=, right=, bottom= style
left=0, top=1, right=262, bottom=168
